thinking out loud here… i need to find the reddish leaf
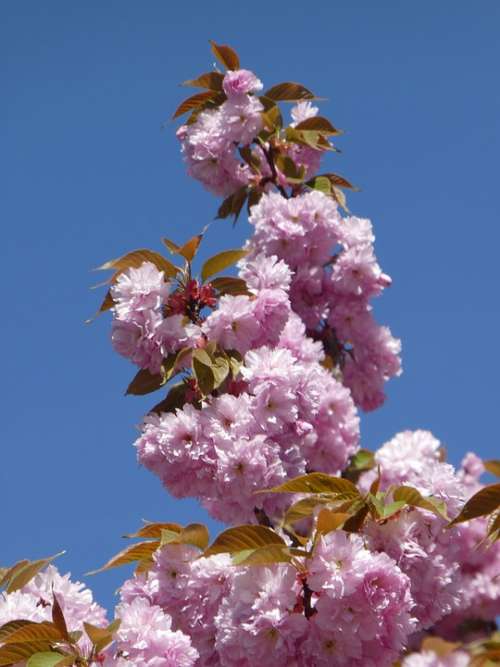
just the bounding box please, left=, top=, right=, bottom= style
left=209, top=41, right=240, bottom=70
left=95, top=249, right=178, bottom=280
left=182, top=72, right=224, bottom=91
left=449, top=483, right=500, bottom=526
left=51, top=594, right=69, bottom=642
left=126, top=367, right=166, bottom=396
left=264, top=82, right=315, bottom=102
left=173, top=91, right=220, bottom=119
left=295, top=116, right=342, bottom=135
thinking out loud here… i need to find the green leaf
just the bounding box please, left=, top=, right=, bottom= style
left=295, top=116, right=342, bottom=135
left=201, top=250, right=248, bottom=283
left=448, top=483, right=500, bottom=527
left=232, top=544, right=292, bottom=566
left=264, top=82, right=315, bottom=101
left=224, top=349, right=243, bottom=377
left=172, top=90, right=221, bottom=119
left=126, top=367, right=166, bottom=396
left=275, top=155, right=306, bottom=184
left=123, top=521, right=182, bottom=539
left=484, top=460, right=500, bottom=477
left=84, top=619, right=121, bottom=653
left=393, top=486, right=449, bottom=520
left=160, top=528, right=181, bottom=546
left=192, top=349, right=215, bottom=397
left=283, top=497, right=329, bottom=525
left=342, top=449, right=376, bottom=483
left=285, top=127, right=322, bottom=150
left=262, top=473, right=360, bottom=497
left=367, top=493, right=406, bottom=520
left=95, top=249, right=179, bottom=280
left=149, top=381, right=189, bottom=415
left=210, top=355, right=230, bottom=389
left=5, top=553, right=65, bottom=594
left=380, top=500, right=407, bottom=519
left=0, top=642, right=55, bottom=666
left=349, top=449, right=375, bottom=471
left=27, top=652, right=73, bottom=667
left=209, top=40, right=240, bottom=70
left=306, top=176, right=331, bottom=195
left=182, top=72, right=224, bottom=91
left=261, top=104, right=282, bottom=131
left=160, top=523, right=210, bottom=550
left=210, top=276, right=251, bottom=296
left=88, top=540, right=160, bottom=575
left=162, top=349, right=188, bottom=383
left=205, top=525, right=286, bottom=557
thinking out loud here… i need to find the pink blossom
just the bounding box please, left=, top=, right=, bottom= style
left=110, top=262, right=169, bottom=320
left=222, top=69, right=263, bottom=98
left=290, top=101, right=319, bottom=125
left=0, top=565, right=107, bottom=660
left=112, top=597, right=198, bottom=666
left=248, top=190, right=342, bottom=266
left=239, top=253, right=292, bottom=292
left=220, top=96, right=263, bottom=145
left=202, top=294, right=262, bottom=353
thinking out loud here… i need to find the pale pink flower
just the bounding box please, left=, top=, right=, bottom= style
left=222, top=69, right=263, bottom=98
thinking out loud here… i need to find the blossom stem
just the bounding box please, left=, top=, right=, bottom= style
left=302, top=580, right=316, bottom=620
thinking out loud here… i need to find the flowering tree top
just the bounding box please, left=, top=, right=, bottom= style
left=1, top=40, right=499, bottom=667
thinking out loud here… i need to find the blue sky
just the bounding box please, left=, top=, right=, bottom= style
left=2, top=1, right=499, bottom=613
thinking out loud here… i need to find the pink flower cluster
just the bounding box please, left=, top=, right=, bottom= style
left=0, top=565, right=107, bottom=661
left=175, top=63, right=402, bottom=411
left=85, top=50, right=500, bottom=667
left=432, top=452, right=500, bottom=641
left=137, top=335, right=359, bottom=524
left=110, top=262, right=202, bottom=375
left=247, top=190, right=401, bottom=410
left=117, top=531, right=415, bottom=667
left=0, top=565, right=199, bottom=666
left=360, top=430, right=500, bottom=639
left=108, top=597, right=199, bottom=666
left=177, top=70, right=263, bottom=197
left=201, top=255, right=291, bottom=354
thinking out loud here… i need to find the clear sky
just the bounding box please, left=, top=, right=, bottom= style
left=2, top=1, right=499, bottom=614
